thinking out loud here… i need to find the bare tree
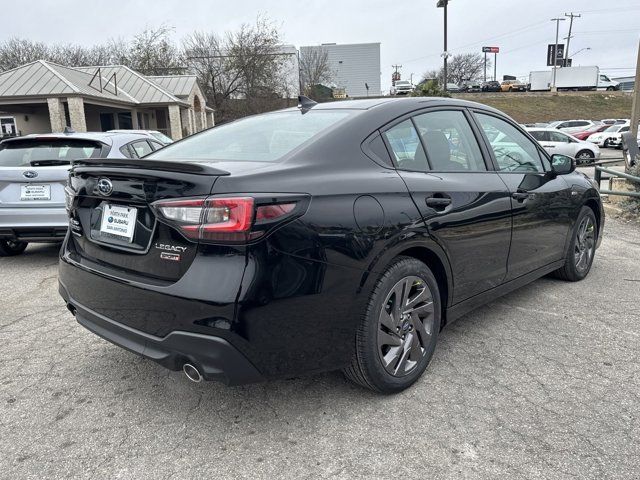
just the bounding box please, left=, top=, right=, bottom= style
left=128, top=26, right=184, bottom=75
left=299, top=47, right=333, bottom=96
left=0, top=38, right=50, bottom=71
left=183, top=16, right=289, bottom=122
left=423, top=53, right=491, bottom=86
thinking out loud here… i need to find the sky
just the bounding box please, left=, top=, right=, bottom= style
left=2, top=0, right=639, bottom=94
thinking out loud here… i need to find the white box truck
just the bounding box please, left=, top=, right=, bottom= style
left=529, top=66, right=619, bottom=91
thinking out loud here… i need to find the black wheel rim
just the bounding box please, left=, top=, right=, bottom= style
left=574, top=216, right=595, bottom=274
left=377, top=276, right=435, bottom=377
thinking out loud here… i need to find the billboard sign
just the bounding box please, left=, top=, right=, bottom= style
left=482, top=46, right=499, bottom=53
left=547, top=44, right=565, bottom=66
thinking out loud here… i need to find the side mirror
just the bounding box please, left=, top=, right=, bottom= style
left=550, top=154, right=576, bottom=175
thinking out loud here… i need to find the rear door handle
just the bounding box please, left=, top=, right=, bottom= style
left=511, top=191, right=530, bottom=201
left=426, top=196, right=452, bottom=208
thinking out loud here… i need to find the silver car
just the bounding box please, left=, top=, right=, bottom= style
left=0, top=131, right=162, bottom=256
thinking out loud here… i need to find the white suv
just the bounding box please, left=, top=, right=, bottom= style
left=391, top=81, right=413, bottom=95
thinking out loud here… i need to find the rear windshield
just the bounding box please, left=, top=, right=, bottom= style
left=149, top=110, right=353, bottom=162
left=0, top=139, right=103, bottom=167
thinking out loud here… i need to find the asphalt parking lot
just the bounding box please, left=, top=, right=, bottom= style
left=1, top=217, right=639, bottom=479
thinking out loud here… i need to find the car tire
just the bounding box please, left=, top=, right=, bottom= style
left=0, top=240, right=28, bottom=257
left=343, top=257, right=441, bottom=393
left=603, top=139, right=610, bottom=148
left=552, top=206, right=597, bottom=282
left=575, top=149, right=595, bottom=164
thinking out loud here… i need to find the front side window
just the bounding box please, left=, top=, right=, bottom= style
left=413, top=110, right=486, bottom=171
left=549, top=131, right=571, bottom=143
left=383, top=120, right=427, bottom=171
left=476, top=113, right=544, bottom=173
left=149, top=110, right=352, bottom=163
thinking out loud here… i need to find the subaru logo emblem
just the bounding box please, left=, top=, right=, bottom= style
left=97, top=178, right=113, bottom=196
left=23, top=170, right=38, bottom=179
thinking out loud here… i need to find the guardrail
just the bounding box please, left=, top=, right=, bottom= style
left=592, top=158, right=626, bottom=185
left=595, top=164, right=640, bottom=198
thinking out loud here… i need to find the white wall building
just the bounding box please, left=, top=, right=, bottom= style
left=300, top=43, right=381, bottom=98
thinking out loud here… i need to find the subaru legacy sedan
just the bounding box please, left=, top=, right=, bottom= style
left=0, top=132, right=165, bottom=256
left=59, top=98, right=603, bottom=393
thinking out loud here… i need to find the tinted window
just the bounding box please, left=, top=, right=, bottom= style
left=119, top=145, right=134, bottom=158
left=0, top=139, right=102, bottom=167
left=149, top=111, right=352, bottom=162
left=476, top=113, right=544, bottom=173
left=383, top=120, right=428, bottom=171
left=529, top=130, right=548, bottom=142
left=621, top=126, right=630, bottom=133
left=413, top=110, right=486, bottom=171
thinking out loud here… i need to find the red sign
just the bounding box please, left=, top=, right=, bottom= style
left=482, top=46, right=500, bottom=53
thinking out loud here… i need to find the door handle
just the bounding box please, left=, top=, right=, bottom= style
left=511, top=191, right=530, bottom=201
left=426, top=196, right=452, bottom=209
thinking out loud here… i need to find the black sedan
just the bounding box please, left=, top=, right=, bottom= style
left=59, top=97, right=603, bottom=393
left=482, top=81, right=502, bottom=92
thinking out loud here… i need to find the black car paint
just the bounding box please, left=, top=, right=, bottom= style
left=59, top=98, right=604, bottom=383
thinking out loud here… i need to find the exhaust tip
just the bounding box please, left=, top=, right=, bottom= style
left=182, top=363, right=203, bottom=383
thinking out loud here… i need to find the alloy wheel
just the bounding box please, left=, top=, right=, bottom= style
left=377, top=276, right=435, bottom=377
left=574, top=216, right=595, bottom=274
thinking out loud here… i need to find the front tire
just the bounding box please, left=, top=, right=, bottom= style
left=552, top=207, right=597, bottom=281
left=0, top=240, right=28, bottom=257
left=344, top=257, right=441, bottom=393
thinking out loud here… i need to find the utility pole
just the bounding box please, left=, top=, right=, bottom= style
left=551, top=17, right=566, bottom=92
left=564, top=12, right=581, bottom=62
left=437, top=0, right=450, bottom=91
left=391, top=64, right=402, bottom=84
left=630, top=39, right=640, bottom=155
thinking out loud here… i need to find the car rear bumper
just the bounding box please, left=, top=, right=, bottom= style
left=58, top=280, right=264, bottom=386
left=0, top=206, right=68, bottom=241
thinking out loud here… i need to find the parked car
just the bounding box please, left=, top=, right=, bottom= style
left=0, top=131, right=159, bottom=256
left=548, top=119, right=601, bottom=134
left=607, top=125, right=638, bottom=149
left=572, top=124, right=611, bottom=141
left=600, top=118, right=628, bottom=126
left=445, top=83, right=464, bottom=93
left=521, top=122, right=549, bottom=128
left=391, top=81, right=413, bottom=95
left=527, top=128, right=600, bottom=163
left=59, top=97, right=603, bottom=393
left=587, top=123, right=630, bottom=147
left=481, top=81, right=502, bottom=92
left=107, top=129, right=174, bottom=145
left=500, top=80, right=527, bottom=92
left=464, top=82, right=482, bottom=93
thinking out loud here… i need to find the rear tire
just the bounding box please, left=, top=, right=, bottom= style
left=0, top=240, right=28, bottom=257
left=343, top=257, right=441, bottom=393
left=575, top=150, right=595, bottom=164
left=552, top=206, right=597, bottom=282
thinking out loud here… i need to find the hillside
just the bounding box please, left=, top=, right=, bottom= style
left=452, top=91, right=633, bottom=123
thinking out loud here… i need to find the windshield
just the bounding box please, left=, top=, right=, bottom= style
left=0, top=139, right=103, bottom=167
left=605, top=125, right=622, bottom=132
left=149, top=110, right=353, bottom=162
left=151, top=132, right=174, bottom=144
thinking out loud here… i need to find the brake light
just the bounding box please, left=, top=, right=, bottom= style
left=152, top=196, right=299, bottom=243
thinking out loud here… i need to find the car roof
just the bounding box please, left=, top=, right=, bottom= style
left=2, top=131, right=151, bottom=145
left=107, top=129, right=162, bottom=134
left=526, top=127, right=572, bottom=132
left=282, top=97, right=506, bottom=115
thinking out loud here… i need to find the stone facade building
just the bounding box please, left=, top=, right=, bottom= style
left=0, top=60, right=214, bottom=139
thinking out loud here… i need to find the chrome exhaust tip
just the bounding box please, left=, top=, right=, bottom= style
left=182, top=363, right=203, bottom=383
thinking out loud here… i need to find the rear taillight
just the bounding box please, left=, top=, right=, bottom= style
left=152, top=196, right=299, bottom=243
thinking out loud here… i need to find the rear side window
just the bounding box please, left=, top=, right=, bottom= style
left=130, top=140, right=153, bottom=158
left=413, top=110, right=486, bottom=171
left=383, top=120, right=428, bottom=171
left=149, top=110, right=352, bottom=162
left=529, top=130, right=548, bottom=142
left=0, top=139, right=102, bottom=167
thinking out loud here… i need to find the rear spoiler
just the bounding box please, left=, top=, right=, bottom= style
left=72, top=158, right=231, bottom=176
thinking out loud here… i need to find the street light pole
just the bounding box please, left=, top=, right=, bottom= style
left=437, top=0, right=450, bottom=92
left=551, top=17, right=566, bottom=92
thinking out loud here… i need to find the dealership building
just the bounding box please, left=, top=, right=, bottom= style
left=300, top=42, right=381, bottom=98
left=0, top=60, right=213, bottom=139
